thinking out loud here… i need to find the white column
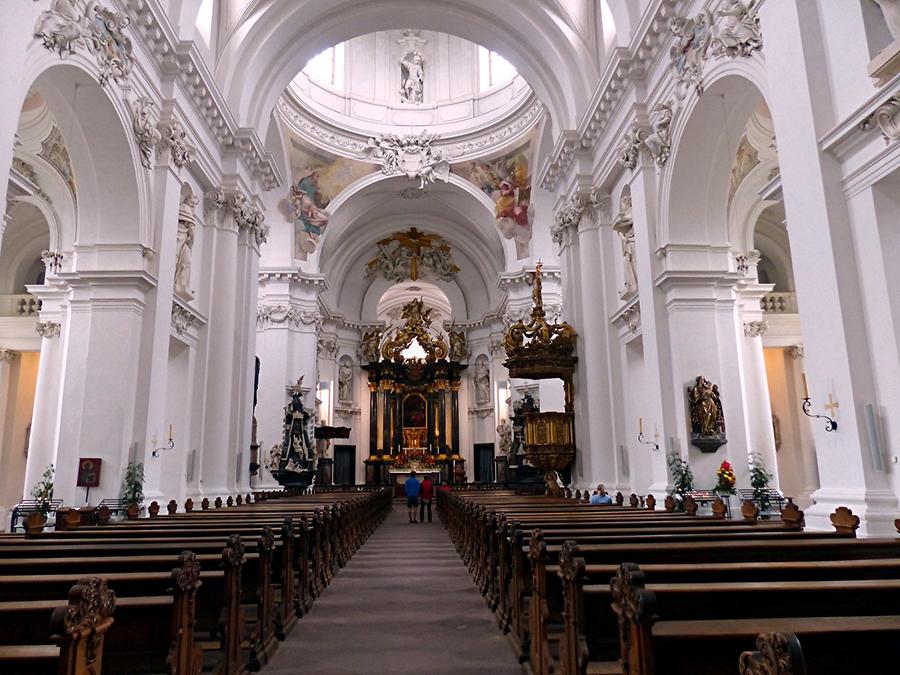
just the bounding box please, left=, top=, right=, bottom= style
left=735, top=283, right=780, bottom=486
left=22, top=280, right=69, bottom=496
left=760, top=0, right=898, bottom=534
left=139, top=155, right=186, bottom=502
left=52, top=274, right=152, bottom=505
left=199, top=198, right=240, bottom=496
left=629, top=168, right=674, bottom=494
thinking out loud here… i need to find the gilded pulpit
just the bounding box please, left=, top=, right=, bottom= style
left=503, top=262, right=578, bottom=493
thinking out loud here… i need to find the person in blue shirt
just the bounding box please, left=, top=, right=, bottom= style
left=589, top=484, right=613, bottom=505
left=404, top=470, right=421, bottom=523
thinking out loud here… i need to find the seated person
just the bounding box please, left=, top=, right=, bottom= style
left=589, top=483, right=613, bottom=505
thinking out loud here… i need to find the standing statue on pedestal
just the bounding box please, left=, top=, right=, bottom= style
left=473, top=356, right=491, bottom=405
left=174, top=193, right=199, bottom=298
left=400, top=51, right=425, bottom=104
left=612, top=191, right=638, bottom=299
left=497, top=418, right=513, bottom=459
left=874, top=0, right=900, bottom=39
left=338, top=359, right=354, bottom=403
left=283, top=388, right=313, bottom=466
left=688, top=375, right=727, bottom=452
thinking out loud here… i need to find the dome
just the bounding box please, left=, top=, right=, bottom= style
left=281, top=30, right=537, bottom=144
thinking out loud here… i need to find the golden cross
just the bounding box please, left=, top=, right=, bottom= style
left=376, top=227, right=440, bottom=281
left=824, top=394, right=839, bottom=417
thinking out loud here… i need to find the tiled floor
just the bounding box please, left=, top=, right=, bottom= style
left=264, top=502, right=521, bottom=674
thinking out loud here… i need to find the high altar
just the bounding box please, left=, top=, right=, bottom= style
left=361, top=299, right=468, bottom=485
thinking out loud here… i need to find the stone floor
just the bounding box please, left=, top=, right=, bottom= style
left=264, top=501, right=522, bottom=675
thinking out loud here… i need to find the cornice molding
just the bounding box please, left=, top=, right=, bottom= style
left=277, top=91, right=544, bottom=164
left=123, top=0, right=283, bottom=189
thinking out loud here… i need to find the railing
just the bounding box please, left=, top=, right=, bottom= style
left=760, top=291, right=798, bottom=314
left=0, top=293, right=41, bottom=317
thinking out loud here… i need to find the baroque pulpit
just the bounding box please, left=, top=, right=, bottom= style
left=503, top=262, right=578, bottom=493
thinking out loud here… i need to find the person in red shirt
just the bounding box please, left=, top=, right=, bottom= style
left=419, top=475, right=435, bottom=523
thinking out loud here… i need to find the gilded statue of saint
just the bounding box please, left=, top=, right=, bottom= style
left=688, top=376, right=725, bottom=437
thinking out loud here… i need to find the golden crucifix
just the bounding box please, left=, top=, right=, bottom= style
left=824, top=394, right=840, bottom=417
left=374, top=227, right=441, bottom=280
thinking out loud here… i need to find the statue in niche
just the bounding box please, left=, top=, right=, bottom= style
left=174, top=193, right=199, bottom=297
left=473, top=356, right=491, bottom=405
left=338, top=359, right=353, bottom=403
left=874, top=0, right=900, bottom=39
left=688, top=375, right=727, bottom=452
left=400, top=50, right=425, bottom=104
left=497, top=418, right=513, bottom=459
left=612, top=191, right=638, bottom=299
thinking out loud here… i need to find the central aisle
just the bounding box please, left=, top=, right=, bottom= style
left=265, top=501, right=521, bottom=675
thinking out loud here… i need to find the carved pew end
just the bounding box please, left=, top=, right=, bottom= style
left=739, top=632, right=807, bottom=675
left=830, top=506, right=860, bottom=536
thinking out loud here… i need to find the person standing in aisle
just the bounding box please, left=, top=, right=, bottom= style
left=419, top=474, right=434, bottom=523
left=404, top=470, right=421, bottom=523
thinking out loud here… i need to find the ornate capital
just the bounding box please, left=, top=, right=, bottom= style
left=36, top=322, right=60, bottom=338
left=616, top=122, right=646, bottom=170
left=789, top=345, right=805, bottom=360
left=0, top=348, right=18, bottom=363
left=743, top=320, right=769, bottom=338
left=157, top=119, right=196, bottom=168
left=551, top=188, right=608, bottom=245
left=861, top=91, right=900, bottom=142
left=129, top=97, right=162, bottom=171
left=171, top=303, right=198, bottom=335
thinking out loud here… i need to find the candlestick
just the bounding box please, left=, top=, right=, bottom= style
left=168, top=424, right=174, bottom=440
left=639, top=417, right=643, bottom=434
left=802, top=374, right=809, bottom=399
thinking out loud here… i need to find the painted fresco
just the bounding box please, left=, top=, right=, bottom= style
left=453, top=134, right=534, bottom=259
left=284, top=138, right=376, bottom=258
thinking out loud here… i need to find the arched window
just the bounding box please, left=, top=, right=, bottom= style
left=303, top=44, right=346, bottom=89
left=478, top=47, right=517, bottom=91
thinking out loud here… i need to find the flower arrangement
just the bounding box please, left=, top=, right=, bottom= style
left=749, top=454, right=774, bottom=510
left=31, top=465, right=55, bottom=517
left=121, top=461, right=144, bottom=505
left=715, top=459, right=737, bottom=496
left=666, top=454, right=694, bottom=511
left=392, top=449, right=437, bottom=469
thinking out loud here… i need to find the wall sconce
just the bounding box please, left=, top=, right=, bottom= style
left=638, top=417, right=659, bottom=452
left=801, top=376, right=837, bottom=432
left=152, top=425, right=176, bottom=457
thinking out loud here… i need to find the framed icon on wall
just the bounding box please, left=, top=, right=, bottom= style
left=76, top=458, right=102, bottom=488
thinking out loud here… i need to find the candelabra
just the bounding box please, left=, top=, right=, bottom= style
left=801, top=398, right=837, bottom=432
left=152, top=426, right=176, bottom=457
left=637, top=418, right=659, bottom=451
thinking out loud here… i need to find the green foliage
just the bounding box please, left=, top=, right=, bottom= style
left=30, top=465, right=55, bottom=516
left=666, top=454, right=694, bottom=511
left=121, top=462, right=144, bottom=505
left=749, top=454, right=774, bottom=510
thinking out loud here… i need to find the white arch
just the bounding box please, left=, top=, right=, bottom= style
left=216, top=0, right=597, bottom=139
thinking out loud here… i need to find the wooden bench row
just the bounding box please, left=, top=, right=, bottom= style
left=437, top=489, right=900, bottom=675
left=0, top=488, right=393, bottom=675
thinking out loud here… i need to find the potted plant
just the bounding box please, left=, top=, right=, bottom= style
left=121, top=461, right=144, bottom=519
left=25, top=465, right=54, bottom=535
left=749, top=454, right=774, bottom=512
left=666, top=454, right=694, bottom=512
left=714, top=459, right=737, bottom=498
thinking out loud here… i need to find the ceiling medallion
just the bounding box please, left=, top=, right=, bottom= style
left=366, top=227, right=459, bottom=282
